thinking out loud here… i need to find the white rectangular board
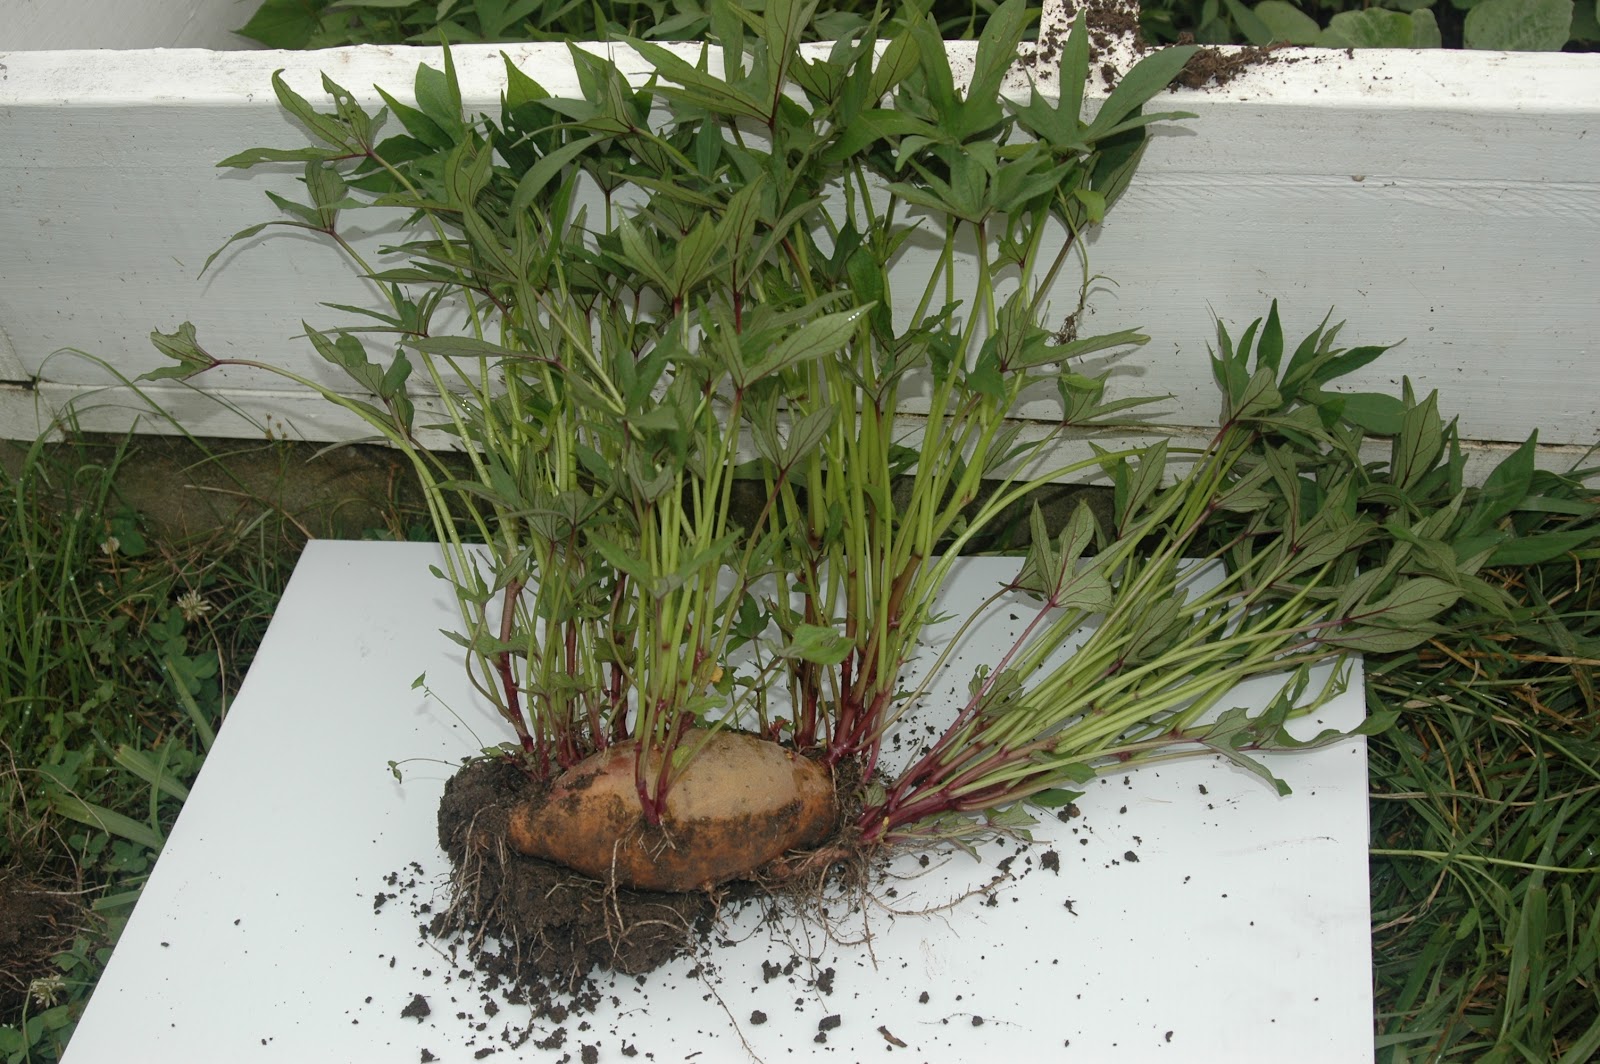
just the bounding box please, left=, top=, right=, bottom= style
left=64, top=541, right=1374, bottom=1063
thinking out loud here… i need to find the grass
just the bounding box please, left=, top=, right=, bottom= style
left=1, top=427, right=1596, bottom=1060
left=1369, top=532, right=1600, bottom=1062
left=0, top=426, right=422, bottom=1062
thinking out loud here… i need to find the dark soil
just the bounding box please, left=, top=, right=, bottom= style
left=427, top=752, right=871, bottom=1027
left=1174, top=41, right=1298, bottom=89
left=1026, top=0, right=1313, bottom=94
left=0, top=863, right=85, bottom=1021
left=433, top=758, right=718, bottom=988
left=1026, top=0, right=1146, bottom=74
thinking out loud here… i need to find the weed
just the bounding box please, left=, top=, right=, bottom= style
left=0, top=422, right=415, bottom=1061
left=1368, top=468, right=1600, bottom=1061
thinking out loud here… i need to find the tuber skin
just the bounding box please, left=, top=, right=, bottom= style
left=507, top=730, right=836, bottom=892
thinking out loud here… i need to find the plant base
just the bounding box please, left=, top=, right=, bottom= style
left=504, top=732, right=837, bottom=892
left=435, top=757, right=718, bottom=982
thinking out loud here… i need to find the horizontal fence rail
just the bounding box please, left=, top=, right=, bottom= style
left=1, top=1, right=1597, bottom=478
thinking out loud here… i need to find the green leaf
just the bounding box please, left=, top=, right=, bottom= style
left=1572, top=0, right=1600, bottom=40
left=1253, top=1, right=1322, bottom=44
left=1028, top=787, right=1086, bottom=808
left=216, top=145, right=342, bottom=169
left=1335, top=392, right=1406, bottom=435
left=871, top=25, right=922, bottom=100
left=1489, top=526, right=1600, bottom=565
left=1320, top=7, right=1443, bottom=46
left=779, top=623, right=854, bottom=666
left=375, top=85, right=451, bottom=151
left=780, top=405, right=837, bottom=469
left=1072, top=187, right=1107, bottom=225
left=49, top=792, right=165, bottom=851
left=590, top=534, right=657, bottom=585
left=1011, top=14, right=1088, bottom=151
left=668, top=214, right=721, bottom=296
left=1058, top=13, right=1091, bottom=133
left=1085, top=45, right=1199, bottom=142
left=1391, top=389, right=1445, bottom=490
left=1196, top=719, right=1293, bottom=797
left=235, top=0, right=321, bottom=48
left=145, top=322, right=220, bottom=381
left=1465, top=0, right=1574, bottom=48
left=1014, top=502, right=1109, bottom=610
left=414, top=53, right=465, bottom=137
left=625, top=37, right=771, bottom=122
left=969, top=0, right=1032, bottom=111
left=269, top=70, right=361, bottom=153
left=502, top=51, right=548, bottom=108
left=821, top=108, right=936, bottom=163
left=1230, top=365, right=1284, bottom=421
left=1224, top=0, right=1278, bottom=45
left=1313, top=343, right=1394, bottom=386
left=1265, top=708, right=1400, bottom=752
left=1461, top=431, right=1537, bottom=536
left=407, top=334, right=552, bottom=363
left=113, top=745, right=190, bottom=802
left=303, top=161, right=352, bottom=228
left=985, top=804, right=1039, bottom=832
left=1352, top=576, right=1461, bottom=632
left=1409, top=8, right=1446, bottom=45
left=1032, top=327, right=1149, bottom=369
left=1089, top=127, right=1151, bottom=215
left=1256, top=299, right=1284, bottom=375
left=739, top=306, right=871, bottom=386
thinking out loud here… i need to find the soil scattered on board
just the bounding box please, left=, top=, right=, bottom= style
left=382, top=748, right=1200, bottom=1056
left=399, top=753, right=871, bottom=1056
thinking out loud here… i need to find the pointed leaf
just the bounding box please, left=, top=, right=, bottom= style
left=779, top=623, right=854, bottom=666
left=1085, top=45, right=1198, bottom=142
left=740, top=306, right=871, bottom=386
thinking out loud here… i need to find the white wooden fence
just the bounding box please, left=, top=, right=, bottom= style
left=2, top=0, right=1597, bottom=477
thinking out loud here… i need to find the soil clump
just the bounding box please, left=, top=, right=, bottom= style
left=430, top=750, right=868, bottom=1007
left=1174, top=41, right=1296, bottom=88
left=434, top=758, right=717, bottom=988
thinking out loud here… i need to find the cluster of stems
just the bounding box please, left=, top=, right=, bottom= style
left=152, top=1, right=1468, bottom=843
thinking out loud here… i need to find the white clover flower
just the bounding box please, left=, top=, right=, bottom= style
left=29, top=973, right=65, bottom=1008
left=177, top=589, right=214, bottom=623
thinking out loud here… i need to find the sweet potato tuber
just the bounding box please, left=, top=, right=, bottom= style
left=506, top=730, right=836, bottom=892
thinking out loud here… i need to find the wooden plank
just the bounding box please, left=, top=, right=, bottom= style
left=0, top=317, right=29, bottom=381
left=1, top=38, right=1596, bottom=462
left=3, top=0, right=258, bottom=52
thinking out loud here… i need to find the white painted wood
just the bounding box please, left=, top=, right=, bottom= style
left=2, top=0, right=257, bottom=52
left=0, top=319, right=28, bottom=381
left=63, top=543, right=1376, bottom=1063
left=1, top=37, right=1596, bottom=470
left=0, top=384, right=50, bottom=437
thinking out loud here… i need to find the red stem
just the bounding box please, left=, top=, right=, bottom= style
left=495, top=578, right=542, bottom=773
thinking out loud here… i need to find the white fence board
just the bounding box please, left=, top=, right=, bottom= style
left=3, top=0, right=257, bottom=52
left=1, top=35, right=1597, bottom=469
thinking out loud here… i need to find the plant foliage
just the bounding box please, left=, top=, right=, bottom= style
left=151, top=0, right=1560, bottom=850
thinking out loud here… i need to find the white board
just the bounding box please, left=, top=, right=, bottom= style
left=2, top=0, right=252, bottom=51
left=64, top=541, right=1374, bottom=1063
